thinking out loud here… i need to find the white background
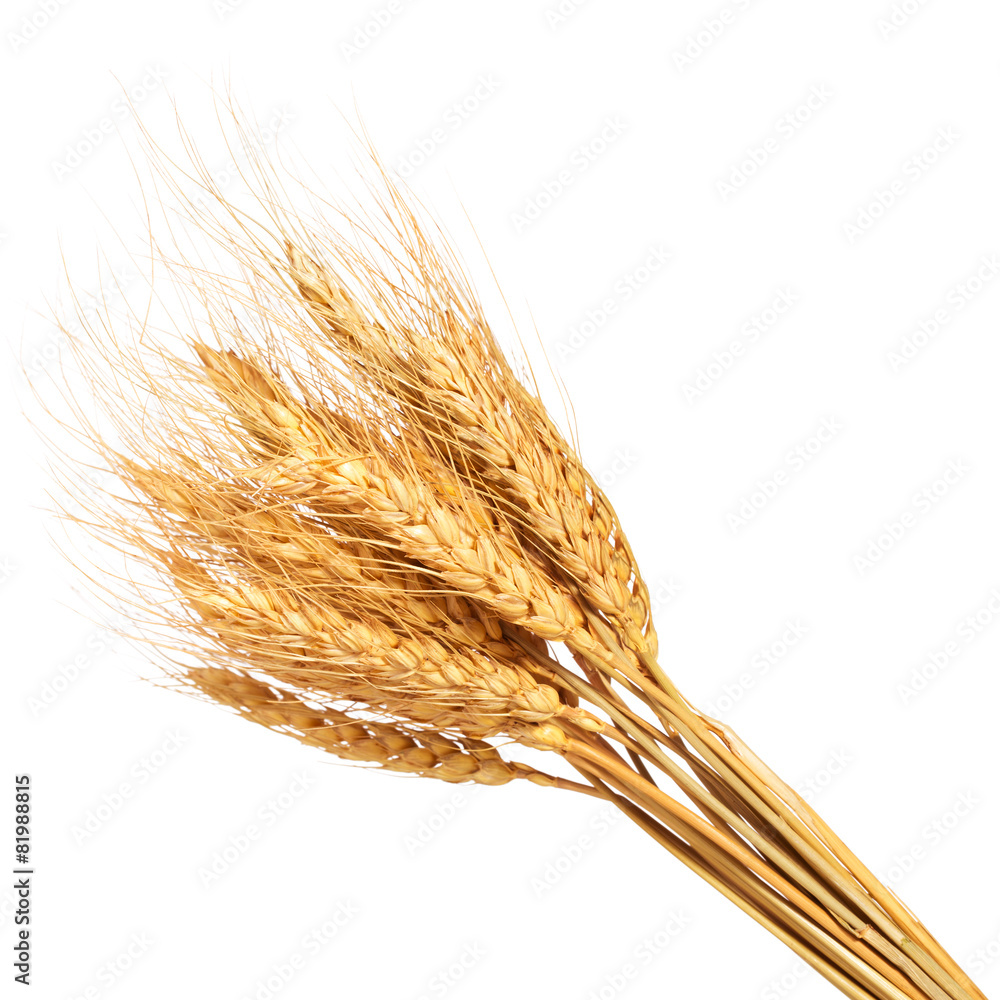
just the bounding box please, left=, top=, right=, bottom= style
left=3, top=1, right=1000, bottom=999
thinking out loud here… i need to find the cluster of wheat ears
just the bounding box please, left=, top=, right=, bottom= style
left=50, top=122, right=986, bottom=1000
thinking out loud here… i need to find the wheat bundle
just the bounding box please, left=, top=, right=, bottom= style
left=49, top=119, right=987, bottom=1000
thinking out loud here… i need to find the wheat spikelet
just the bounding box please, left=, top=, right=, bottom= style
left=184, top=666, right=544, bottom=786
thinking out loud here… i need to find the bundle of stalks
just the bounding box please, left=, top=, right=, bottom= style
left=49, top=121, right=987, bottom=1000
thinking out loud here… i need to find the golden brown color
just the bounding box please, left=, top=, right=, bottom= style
left=48, top=119, right=987, bottom=1000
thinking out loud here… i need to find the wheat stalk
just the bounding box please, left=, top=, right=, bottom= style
left=45, top=114, right=987, bottom=1000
